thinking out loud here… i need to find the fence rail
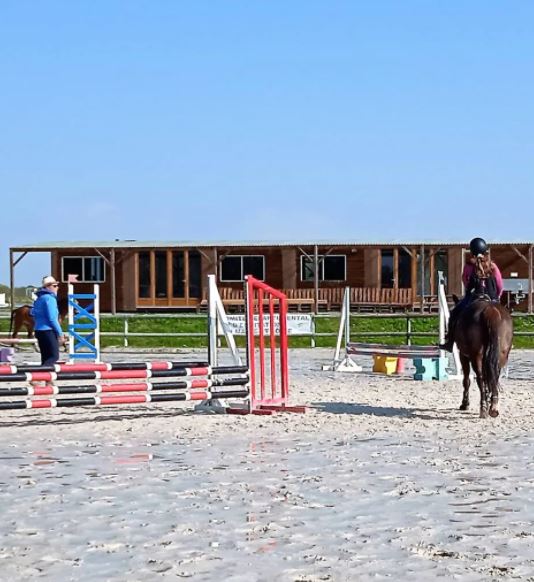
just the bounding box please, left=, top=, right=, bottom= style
left=2, top=313, right=534, bottom=348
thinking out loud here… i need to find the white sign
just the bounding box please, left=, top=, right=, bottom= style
left=220, top=314, right=314, bottom=336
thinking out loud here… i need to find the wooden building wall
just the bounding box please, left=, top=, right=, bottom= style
left=47, top=243, right=533, bottom=311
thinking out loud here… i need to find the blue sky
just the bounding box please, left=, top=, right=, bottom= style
left=1, top=1, right=533, bottom=284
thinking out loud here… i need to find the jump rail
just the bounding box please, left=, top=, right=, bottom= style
left=323, top=271, right=461, bottom=378
left=0, top=278, right=304, bottom=416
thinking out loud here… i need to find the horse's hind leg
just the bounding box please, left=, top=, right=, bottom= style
left=473, top=355, right=489, bottom=419
left=459, top=355, right=471, bottom=410
left=489, top=360, right=502, bottom=418
left=26, top=325, right=38, bottom=353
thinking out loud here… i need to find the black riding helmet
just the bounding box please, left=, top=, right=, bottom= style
left=469, top=237, right=488, bottom=256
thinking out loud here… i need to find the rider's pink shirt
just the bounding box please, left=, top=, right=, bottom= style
left=462, top=262, right=503, bottom=297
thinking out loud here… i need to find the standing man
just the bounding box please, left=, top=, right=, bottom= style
left=31, top=276, right=66, bottom=366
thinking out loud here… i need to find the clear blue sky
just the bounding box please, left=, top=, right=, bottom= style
left=1, top=1, right=533, bottom=284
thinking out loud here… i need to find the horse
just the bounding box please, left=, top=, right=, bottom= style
left=9, top=298, right=69, bottom=348
left=452, top=295, right=513, bottom=419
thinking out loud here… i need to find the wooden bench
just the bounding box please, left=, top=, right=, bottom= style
left=317, top=288, right=344, bottom=311
left=198, top=287, right=245, bottom=312
left=283, top=289, right=320, bottom=312
left=350, top=288, right=413, bottom=312
left=199, top=286, right=416, bottom=312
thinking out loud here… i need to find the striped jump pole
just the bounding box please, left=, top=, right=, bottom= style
left=0, top=360, right=210, bottom=375
left=0, top=338, right=38, bottom=345
left=0, top=365, right=248, bottom=384
left=0, top=388, right=250, bottom=410
left=0, top=376, right=249, bottom=397
left=0, top=278, right=306, bottom=415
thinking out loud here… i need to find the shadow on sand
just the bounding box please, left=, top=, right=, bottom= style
left=311, top=401, right=464, bottom=421
left=0, top=407, right=216, bottom=429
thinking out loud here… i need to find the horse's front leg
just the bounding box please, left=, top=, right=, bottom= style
left=459, top=354, right=471, bottom=410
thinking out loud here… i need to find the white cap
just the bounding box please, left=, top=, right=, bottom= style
left=42, top=275, right=58, bottom=287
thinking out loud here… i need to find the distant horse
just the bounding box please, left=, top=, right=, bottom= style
left=9, top=298, right=69, bottom=347
left=452, top=296, right=513, bottom=418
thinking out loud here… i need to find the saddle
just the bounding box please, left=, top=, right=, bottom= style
left=471, top=293, right=493, bottom=303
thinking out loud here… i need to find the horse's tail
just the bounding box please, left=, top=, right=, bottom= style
left=483, top=307, right=502, bottom=399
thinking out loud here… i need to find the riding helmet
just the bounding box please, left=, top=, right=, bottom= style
left=469, top=237, right=488, bottom=256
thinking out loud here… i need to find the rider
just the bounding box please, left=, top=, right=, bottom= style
left=440, top=237, right=504, bottom=352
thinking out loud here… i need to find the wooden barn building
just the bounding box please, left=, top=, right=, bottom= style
left=8, top=240, right=534, bottom=313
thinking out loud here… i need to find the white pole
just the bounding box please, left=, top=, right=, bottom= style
left=93, top=284, right=100, bottom=363
left=68, top=282, right=74, bottom=363
left=332, top=287, right=348, bottom=363
left=208, top=275, right=218, bottom=366
left=344, top=287, right=351, bottom=348
left=437, top=271, right=461, bottom=377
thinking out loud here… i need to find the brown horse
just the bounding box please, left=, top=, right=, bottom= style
left=9, top=298, right=69, bottom=343
left=453, top=296, right=513, bottom=418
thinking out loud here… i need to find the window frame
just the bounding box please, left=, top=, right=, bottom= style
left=61, top=256, right=106, bottom=283
left=220, top=254, right=266, bottom=283
left=300, top=254, right=347, bottom=282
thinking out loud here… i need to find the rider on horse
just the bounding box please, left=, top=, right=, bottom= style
left=440, top=237, right=504, bottom=352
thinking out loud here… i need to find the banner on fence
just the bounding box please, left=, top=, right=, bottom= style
left=219, top=314, right=314, bottom=336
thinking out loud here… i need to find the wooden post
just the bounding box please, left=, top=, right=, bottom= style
left=9, top=249, right=14, bottom=311
left=529, top=244, right=533, bottom=314
left=420, top=244, right=425, bottom=313
left=406, top=316, right=412, bottom=345
left=314, top=244, right=319, bottom=314
left=393, top=248, right=399, bottom=289
left=110, top=248, right=117, bottom=315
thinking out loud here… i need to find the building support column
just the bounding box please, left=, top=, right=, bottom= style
left=111, top=248, right=117, bottom=315
left=529, top=245, right=533, bottom=314
left=314, top=244, right=319, bottom=314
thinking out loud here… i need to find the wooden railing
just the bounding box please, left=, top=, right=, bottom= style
left=199, top=287, right=415, bottom=312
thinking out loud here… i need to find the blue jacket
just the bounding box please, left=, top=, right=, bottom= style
left=31, top=288, right=64, bottom=337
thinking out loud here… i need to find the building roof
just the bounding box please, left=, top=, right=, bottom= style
left=9, top=239, right=534, bottom=252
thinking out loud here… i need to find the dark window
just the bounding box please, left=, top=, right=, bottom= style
left=188, top=251, right=201, bottom=298
left=83, top=257, right=104, bottom=282
left=417, top=249, right=432, bottom=296
left=381, top=250, right=394, bottom=288
left=62, top=258, right=83, bottom=282
left=434, top=250, right=448, bottom=290
left=398, top=250, right=412, bottom=288
left=172, top=252, right=185, bottom=298
left=155, top=252, right=167, bottom=298
left=323, top=256, right=346, bottom=281
left=221, top=256, right=265, bottom=282
left=243, top=256, right=264, bottom=279
left=62, top=256, right=105, bottom=283
left=138, top=253, right=151, bottom=298
left=300, top=255, right=346, bottom=281
left=221, top=257, right=242, bottom=281
left=301, top=257, right=315, bottom=282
